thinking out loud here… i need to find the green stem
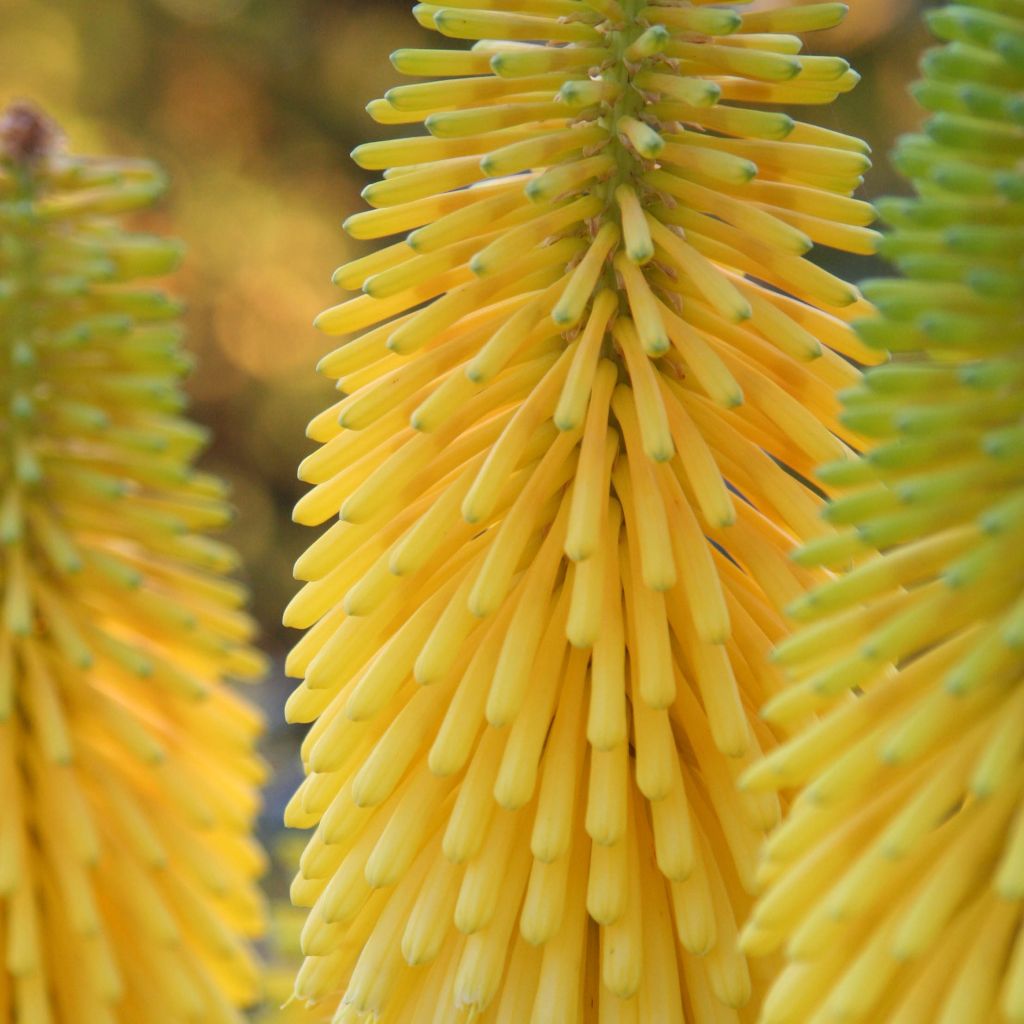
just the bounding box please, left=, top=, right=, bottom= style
left=2, top=161, right=43, bottom=548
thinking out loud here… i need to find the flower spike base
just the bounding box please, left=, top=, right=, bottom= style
left=0, top=104, right=265, bottom=1023
left=742, top=3, right=1024, bottom=1022
left=287, top=3, right=876, bottom=1021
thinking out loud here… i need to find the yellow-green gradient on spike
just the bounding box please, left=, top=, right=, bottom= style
left=0, top=104, right=266, bottom=1023
left=286, top=3, right=876, bottom=1021
left=742, top=3, right=1024, bottom=1022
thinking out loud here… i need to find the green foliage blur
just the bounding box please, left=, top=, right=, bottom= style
left=0, top=0, right=929, bottom=1017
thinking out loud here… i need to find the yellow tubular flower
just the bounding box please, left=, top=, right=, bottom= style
left=288, top=3, right=876, bottom=1021
left=0, top=105, right=265, bottom=1023
left=742, top=3, right=1024, bottom=1022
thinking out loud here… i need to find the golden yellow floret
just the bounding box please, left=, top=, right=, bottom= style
left=286, top=2, right=877, bottom=1021
left=0, top=104, right=266, bottom=1023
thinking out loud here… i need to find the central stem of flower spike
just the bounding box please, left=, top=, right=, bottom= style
left=291, top=3, right=880, bottom=1022
left=1, top=109, right=48, bottom=562
left=588, top=0, right=680, bottom=351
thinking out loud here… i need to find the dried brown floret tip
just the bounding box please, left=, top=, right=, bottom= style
left=0, top=101, right=62, bottom=165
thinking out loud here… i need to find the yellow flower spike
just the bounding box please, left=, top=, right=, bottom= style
left=743, top=2, right=1024, bottom=1022
left=0, top=104, right=264, bottom=1022
left=288, top=2, right=872, bottom=1019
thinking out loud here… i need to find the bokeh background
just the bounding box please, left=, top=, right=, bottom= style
left=1, top=0, right=931, bottom=1015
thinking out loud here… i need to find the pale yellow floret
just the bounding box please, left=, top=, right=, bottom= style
left=470, top=193, right=602, bottom=277
left=554, top=288, right=618, bottom=430
left=616, top=475, right=674, bottom=709
left=468, top=428, right=579, bottom=618
left=658, top=300, right=744, bottom=407
left=587, top=500, right=626, bottom=752
left=485, top=500, right=572, bottom=726
left=564, top=357, right=618, bottom=562
left=494, top=585, right=570, bottom=811
left=616, top=115, right=665, bottom=160
left=529, top=154, right=616, bottom=209
left=614, top=255, right=670, bottom=356
left=647, top=215, right=753, bottom=324
left=611, top=387, right=676, bottom=592
left=613, top=321, right=673, bottom=463
left=615, top=184, right=654, bottom=265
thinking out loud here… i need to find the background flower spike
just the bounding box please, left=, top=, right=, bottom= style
left=0, top=103, right=266, bottom=1022
left=743, top=3, right=1024, bottom=1022
left=288, top=2, right=876, bottom=1021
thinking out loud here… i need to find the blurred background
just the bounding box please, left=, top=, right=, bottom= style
left=0, top=0, right=931, bottom=1014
